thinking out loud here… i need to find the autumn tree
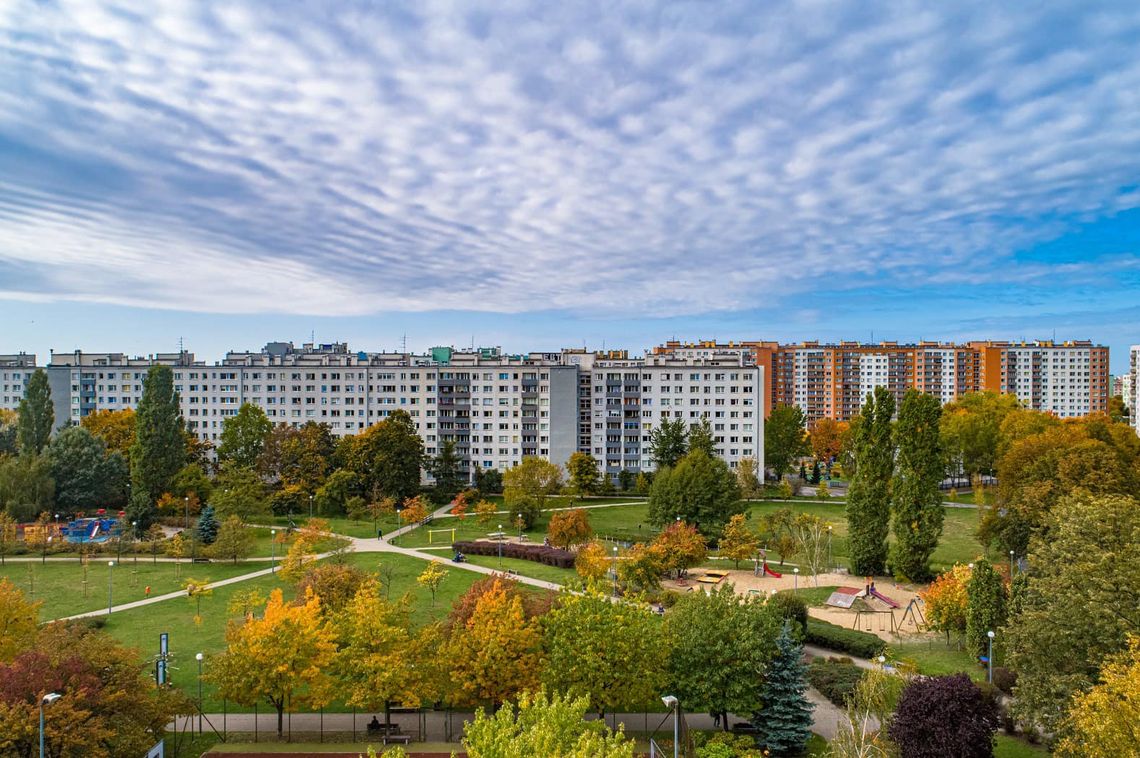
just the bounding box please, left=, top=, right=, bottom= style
left=940, top=392, right=1019, bottom=483
left=81, top=408, right=136, bottom=462
left=446, top=578, right=545, bottom=707
left=565, top=452, right=601, bottom=500
left=845, top=387, right=895, bottom=576
left=922, top=564, right=971, bottom=646
left=890, top=389, right=945, bottom=582
left=548, top=509, right=593, bottom=549
left=649, top=417, right=688, bottom=469
left=1056, top=636, right=1140, bottom=757
left=789, top=513, right=830, bottom=585
left=617, top=543, right=664, bottom=592
left=463, top=690, right=635, bottom=758
left=735, top=457, right=760, bottom=499
left=209, top=515, right=255, bottom=564
left=809, top=417, right=847, bottom=469
left=259, top=421, right=337, bottom=492
left=965, top=560, right=1006, bottom=659
left=0, top=577, right=39, bottom=661
left=765, top=404, right=809, bottom=480
left=217, top=403, right=273, bottom=470
left=16, top=369, right=52, bottom=455
left=399, top=495, right=429, bottom=526
left=417, top=561, right=449, bottom=607
left=887, top=674, right=1000, bottom=758
left=0, top=513, right=16, bottom=567
left=541, top=591, right=666, bottom=716
left=651, top=520, right=708, bottom=578
left=129, top=366, right=184, bottom=531
left=211, top=588, right=337, bottom=737
left=183, top=576, right=213, bottom=626
left=474, top=499, right=497, bottom=526
left=295, top=562, right=369, bottom=615
left=575, top=541, right=611, bottom=582
left=503, top=457, right=563, bottom=528
left=719, top=513, right=759, bottom=568
left=449, top=492, right=469, bottom=519
left=648, top=449, right=743, bottom=537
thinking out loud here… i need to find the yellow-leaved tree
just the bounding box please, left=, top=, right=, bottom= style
left=719, top=513, right=759, bottom=569
left=210, top=588, right=336, bottom=738
left=1056, top=636, right=1140, bottom=757
left=447, top=578, right=544, bottom=707
left=921, top=563, right=971, bottom=646
left=574, top=541, right=610, bottom=582
left=417, top=561, right=449, bottom=607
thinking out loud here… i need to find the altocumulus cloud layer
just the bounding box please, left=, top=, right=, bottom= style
left=1, top=1, right=1139, bottom=317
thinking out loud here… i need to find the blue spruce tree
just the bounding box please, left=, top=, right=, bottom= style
left=752, top=621, right=814, bottom=755
left=196, top=505, right=220, bottom=545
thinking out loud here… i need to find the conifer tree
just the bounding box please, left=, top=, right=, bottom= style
left=16, top=368, right=53, bottom=455
left=753, top=621, right=814, bottom=755
left=845, top=387, right=895, bottom=576
left=196, top=505, right=220, bottom=545
left=890, top=389, right=945, bottom=581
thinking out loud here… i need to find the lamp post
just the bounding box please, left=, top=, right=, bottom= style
left=498, top=525, right=503, bottom=568
left=793, top=567, right=799, bottom=594
left=195, top=653, right=204, bottom=734
left=309, top=494, right=314, bottom=519
left=107, top=561, right=115, bottom=615
left=662, top=695, right=679, bottom=758
left=517, top=513, right=522, bottom=539
left=132, top=521, right=138, bottom=566
left=986, top=631, right=995, bottom=684
left=1009, top=550, right=1015, bottom=578
left=612, top=546, right=618, bottom=597
left=39, top=692, right=61, bottom=758
left=396, top=509, right=402, bottom=544
left=827, top=525, right=833, bottom=572
left=184, top=496, right=189, bottom=529
left=270, top=529, right=277, bottom=572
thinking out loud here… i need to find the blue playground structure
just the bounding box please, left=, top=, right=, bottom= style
left=61, top=517, right=122, bottom=544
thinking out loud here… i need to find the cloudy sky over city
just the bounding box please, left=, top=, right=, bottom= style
left=1, top=1, right=1138, bottom=367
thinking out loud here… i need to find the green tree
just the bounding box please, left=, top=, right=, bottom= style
left=736, top=456, right=760, bottom=499
left=0, top=454, right=54, bottom=521
left=648, top=450, right=743, bottom=537
left=172, top=462, right=212, bottom=504
left=617, top=469, right=634, bottom=492
left=965, top=560, right=1006, bottom=660
left=0, top=409, right=17, bottom=457
left=260, top=421, right=337, bottom=492
left=940, top=392, right=1019, bottom=482
left=314, top=469, right=360, bottom=516
left=0, top=513, right=16, bottom=566
left=346, top=411, right=424, bottom=502
left=565, top=452, right=600, bottom=501
left=473, top=466, right=503, bottom=496
left=217, top=403, right=272, bottom=469
left=209, top=515, right=255, bottom=563
left=649, top=417, right=688, bottom=469
left=503, top=457, right=563, bottom=528
left=48, top=426, right=127, bottom=511
left=463, top=689, right=635, bottom=758
left=16, top=368, right=53, bottom=456
left=542, top=591, right=665, bottom=716
left=1005, top=493, right=1140, bottom=734
left=765, top=404, right=809, bottom=481
left=664, top=584, right=779, bottom=728
left=212, top=463, right=267, bottom=521
left=845, top=387, right=895, bottom=576
left=687, top=418, right=716, bottom=458
left=428, top=439, right=464, bottom=504
left=719, top=513, right=759, bottom=568
left=753, top=622, right=813, bottom=755
left=890, top=389, right=945, bottom=582
left=128, top=366, right=184, bottom=530
left=196, top=504, right=220, bottom=545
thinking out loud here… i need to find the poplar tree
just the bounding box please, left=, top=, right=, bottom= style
left=16, top=369, right=53, bottom=455
left=890, top=389, right=945, bottom=581
left=128, top=366, right=184, bottom=530
left=845, top=387, right=895, bottom=576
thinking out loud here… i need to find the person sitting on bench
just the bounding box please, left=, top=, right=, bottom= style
left=367, top=716, right=382, bottom=734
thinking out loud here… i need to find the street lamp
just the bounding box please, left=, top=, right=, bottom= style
left=498, top=525, right=503, bottom=568
left=107, top=561, right=115, bottom=615
left=986, top=631, right=995, bottom=683
left=517, top=513, right=523, bottom=539
left=793, top=567, right=799, bottom=593
left=40, top=692, right=61, bottom=758
left=195, top=653, right=204, bottom=734
left=309, top=494, right=314, bottom=519
left=270, top=529, right=277, bottom=572
left=827, top=525, right=833, bottom=572
left=1009, top=550, right=1015, bottom=578
left=132, top=521, right=138, bottom=566
left=612, top=546, right=618, bottom=597
left=661, top=695, right=679, bottom=758
left=184, top=496, right=189, bottom=529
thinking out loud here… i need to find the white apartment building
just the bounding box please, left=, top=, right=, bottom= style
left=0, top=353, right=36, bottom=408
left=1003, top=344, right=1100, bottom=418
left=1130, top=346, right=1140, bottom=435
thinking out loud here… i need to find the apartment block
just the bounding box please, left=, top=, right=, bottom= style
left=655, top=339, right=1109, bottom=423
left=1130, top=346, right=1140, bottom=435
left=0, top=353, right=36, bottom=408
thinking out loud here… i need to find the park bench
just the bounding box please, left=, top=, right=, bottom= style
left=381, top=734, right=412, bottom=746
left=191, top=557, right=211, bottom=563
left=505, top=569, right=519, bottom=577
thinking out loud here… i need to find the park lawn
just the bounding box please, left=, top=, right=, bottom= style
left=461, top=554, right=578, bottom=586
left=778, top=585, right=840, bottom=607
left=994, top=734, right=1049, bottom=757
left=890, top=640, right=994, bottom=681
left=0, top=559, right=269, bottom=621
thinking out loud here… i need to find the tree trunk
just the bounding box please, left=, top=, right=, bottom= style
left=384, top=700, right=391, bottom=727
left=277, top=704, right=284, bottom=738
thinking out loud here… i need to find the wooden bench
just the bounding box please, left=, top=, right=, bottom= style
left=696, top=576, right=722, bottom=584
left=381, top=734, right=412, bottom=745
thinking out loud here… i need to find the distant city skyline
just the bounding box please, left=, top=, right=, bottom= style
left=2, top=2, right=1138, bottom=373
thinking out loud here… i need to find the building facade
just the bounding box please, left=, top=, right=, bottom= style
left=654, top=339, right=1110, bottom=423
left=1130, top=346, right=1140, bottom=435
left=0, top=353, right=36, bottom=409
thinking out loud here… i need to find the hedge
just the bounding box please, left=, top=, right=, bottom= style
left=452, top=540, right=576, bottom=569
left=807, top=657, right=865, bottom=706
left=805, top=618, right=886, bottom=659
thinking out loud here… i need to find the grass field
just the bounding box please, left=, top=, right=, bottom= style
left=0, top=559, right=270, bottom=620
left=994, top=735, right=1049, bottom=757
left=461, top=554, right=578, bottom=586
left=778, top=585, right=839, bottom=607
left=890, top=639, right=995, bottom=681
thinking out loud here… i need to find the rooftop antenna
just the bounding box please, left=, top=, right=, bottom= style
left=311, top=329, right=315, bottom=344
left=402, top=333, right=407, bottom=355
left=178, top=336, right=184, bottom=353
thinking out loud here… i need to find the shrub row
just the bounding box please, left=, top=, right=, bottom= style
left=805, top=618, right=886, bottom=659
left=452, top=540, right=576, bottom=569
left=807, top=657, right=865, bottom=706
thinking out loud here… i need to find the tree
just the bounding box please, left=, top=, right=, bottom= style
left=47, top=427, right=127, bottom=511
left=687, top=418, right=716, bottom=458
left=1056, top=636, right=1140, bottom=757
left=887, top=673, right=999, bottom=758
left=211, top=463, right=267, bottom=521
left=172, top=461, right=212, bottom=504
left=314, top=469, right=360, bottom=517
left=634, top=472, right=651, bottom=495
left=209, top=515, right=254, bottom=564
left=758, top=508, right=798, bottom=565
left=940, top=392, right=1020, bottom=483
left=649, top=417, right=688, bottom=469
left=1005, top=493, right=1140, bottom=733
left=334, top=580, right=442, bottom=728
left=548, top=509, right=593, bottom=549
left=617, top=542, right=664, bottom=592
left=736, top=457, right=760, bottom=499
left=664, top=585, right=779, bottom=728
left=343, top=411, right=424, bottom=503
left=647, top=450, right=743, bottom=537
left=765, top=404, right=808, bottom=481
left=473, top=466, right=503, bottom=497
left=128, top=366, right=184, bottom=531
left=463, top=689, right=635, bottom=758
left=565, top=452, right=600, bottom=501
left=260, top=421, right=337, bottom=491
left=789, top=513, right=830, bottom=585
left=651, top=521, right=708, bottom=578
left=575, top=541, right=610, bottom=582
left=183, top=576, right=213, bottom=625
left=446, top=578, right=544, bottom=707
left=1107, top=393, right=1130, bottom=424
left=890, top=390, right=945, bottom=582
left=753, top=622, right=813, bottom=755
left=965, top=560, right=1006, bottom=660
left=417, top=561, right=449, bottom=607
left=81, top=409, right=136, bottom=463
left=399, top=495, right=429, bottom=526
left=290, top=563, right=368, bottom=617
left=0, top=513, right=16, bottom=566
left=0, top=409, right=17, bottom=457
left=217, top=403, right=272, bottom=469
left=921, top=564, right=971, bottom=646
left=0, top=578, right=40, bottom=661
left=210, top=588, right=337, bottom=737
left=196, top=505, right=220, bottom=545
left=16, top=369, right=52, bottom=456
left=449, top=492, right=469, bottom=519
left=617, top=469, right=634, bottom=492
left=809, top=417, right=847, bottom=469
left=542, top=591, right=665, bottom=716
left=0, top=454, right=54, bottom=522
left=428, top=439, right=464, bottom=504
left=719, top=513, right=759, bottom=568
left=845, top=387, right=895, bottom=576
left=503, top=457, right=562, bottom=529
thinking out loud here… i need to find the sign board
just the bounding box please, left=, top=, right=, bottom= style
left=146, top=739, right=164, bottom=758
left=156, top=659, right=167, bottom=686
left=160, top=633, right=168, bottom=657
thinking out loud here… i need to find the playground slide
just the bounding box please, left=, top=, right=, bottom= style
left=868, top=588, right=900, bottom=608
left=763, top=564, right=782, bottom=579
left=90, top=523, right=100, bottom=539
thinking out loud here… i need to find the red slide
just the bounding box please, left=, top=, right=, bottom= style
left=868, top=588, right=900, bottom=608
left=763, top=563, right=782, bottom=579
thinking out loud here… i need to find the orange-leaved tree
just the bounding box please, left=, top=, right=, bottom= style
left=921, top=563, right=971, bottom=646
left=650, top=521, right=707, bottom=579
left=548, top=509, right=593, bottom=549
left=400, top=496, right=429, bottom=526
left=450, top=492, right=469, bottom=520
left=575, top=541, right=610, bottom=582
left=719, top=513, right=759, bottom=569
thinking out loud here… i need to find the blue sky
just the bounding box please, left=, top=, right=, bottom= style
left=1, top=1, right=1138, bottom=372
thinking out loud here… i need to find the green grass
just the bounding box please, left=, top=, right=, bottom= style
left=461, top=554, right=578, bottom=585
left=779, top=585, right=840, bottom=607
left=994, top=734, right=1049, bottom=757
left=890, top=640, right=991, bottom=681
left=0, top=559, right=269, bottom=620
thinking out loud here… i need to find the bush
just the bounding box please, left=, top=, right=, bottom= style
left=452, top=540, right=576, bottom=569
left=807, top=657, right=865, bottom=706
left=888, top=673, right=1000, bottom=758
left=992, top=666, right=1017, bottom=696
left=768, top=592, right=809, bottom=635
left=805, top=618, right=886, bottom=659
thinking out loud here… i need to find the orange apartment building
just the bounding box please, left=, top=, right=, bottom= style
left=653, top=339, right=1109, bottom=423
